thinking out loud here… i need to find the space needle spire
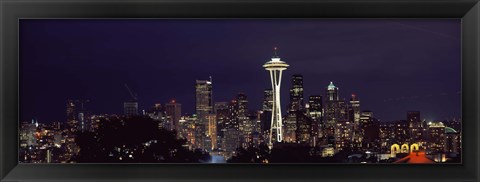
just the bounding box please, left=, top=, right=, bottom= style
left=263, top=47, right=289, bottom=149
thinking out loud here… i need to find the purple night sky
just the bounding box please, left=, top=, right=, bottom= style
left=19, top=19, right=461, bottom=123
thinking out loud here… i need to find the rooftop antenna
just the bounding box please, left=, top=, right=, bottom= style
left=124, top=83, right=138, bottom=101
left=273, top=47, right=279, bottom=57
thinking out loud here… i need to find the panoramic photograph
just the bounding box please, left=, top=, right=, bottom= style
left=19, top=19, right=461, bottom=164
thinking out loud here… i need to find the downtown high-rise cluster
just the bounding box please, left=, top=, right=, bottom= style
left=19, top=50, right=462, bottom=163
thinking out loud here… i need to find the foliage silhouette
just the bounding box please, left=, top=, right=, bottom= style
left=227, top=143, right=343, bottom=163
left=227, top=144, right=269, bottom=163
left=74, top=115, right=210, bottom=163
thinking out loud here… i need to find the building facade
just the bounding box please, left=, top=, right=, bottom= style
left=165, top=100, right=182, bottom=131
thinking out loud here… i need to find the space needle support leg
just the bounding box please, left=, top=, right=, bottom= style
left=269, top=70, right=275, bottom=147
left=273, top=70, right=278, bottom=142
left=277, top=70, right=283, bottom=142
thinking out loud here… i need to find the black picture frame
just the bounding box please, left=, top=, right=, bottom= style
left=1, top=0, right=479, bottom=181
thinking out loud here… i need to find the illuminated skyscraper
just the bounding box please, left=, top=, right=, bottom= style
left=235, top=93, right=249, bottom=122
left=283, top=113, right=297, bottom=143
left=215, top=102, right=230, bottom=151
left=445, top=127, right=460, bottom=154
left=326, top=82, right=339, bottom=101
left=324, top=82, right=347, bottom=144
left=324, top=82, right=340, bottom=129
left=262, top=89, right=273, bottom=111
left=393, top=120, right=409, bottom=144
left=288, top=74, right=304, bottom=111
left=263, top=47, right=289, bottom=148
left=66, top=100, right=77, bottom=132
left=307, top=95, right=322, bottom=146
left=348, top=94, right=360, bottom=124
left=295, top=111, right=312, bottom=143
left=334, top=121, right=354, bottom=152
left=195, top=78, right=213, bottom=150
left=308, top=96, right=322, bottom=116
left=178, top=115, right=196, bottom=150
left=348, top=94, right=361, bottom=148
left=261, top=89, right=273, bottom=139
left=75, top=99, right=90, bottom=132
left=234, top=93, right=251, bottom=149
left=195, top=79, right=213, bottom=117
left=284, top=74, right=305, bottom=143
left=165, top=99, right=181, bottom=131
left=427, top=121, right=446, bottom=154
left=214, top=101, right=229, bottom=150
left=407, top=111, right=423, bottom=142
left=77, top=111, right=87, bottom=132
left=206, top=114, right=217, bottom=151
left=224, top=100, right=240, bottom=157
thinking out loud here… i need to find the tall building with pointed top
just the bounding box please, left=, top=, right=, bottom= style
left=73, top=99, right=91, bottom=132
left=263, top=47, right=289, bottom=148
left=324, top=82, right=348, bottom=146
left=324, top=82, right=341, bottom=128
left=348, top=94, right=362, bottom=149
left=348, top=94, right=360, bottom=123
left=326, top=82, right=339, bottom=101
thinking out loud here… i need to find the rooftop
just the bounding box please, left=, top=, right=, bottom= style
left=327, top=82, right=337, bottom=90
left=394, top=152, right=435, bottom=164
left=445, top=127, right=458, bottom=134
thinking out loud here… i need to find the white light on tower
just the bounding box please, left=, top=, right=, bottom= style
left=263, top=47, right=289, bottom=149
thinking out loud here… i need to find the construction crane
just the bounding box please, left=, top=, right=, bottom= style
left=124, top=83, right=138, bottom=101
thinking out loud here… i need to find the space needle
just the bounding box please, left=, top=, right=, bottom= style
left=263, top=47, right=289, bottom=149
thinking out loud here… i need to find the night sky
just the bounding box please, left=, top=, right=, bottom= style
left=20, top=19, right=461, bottom=123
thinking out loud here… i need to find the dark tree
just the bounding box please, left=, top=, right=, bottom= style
left=228, top=143, right=343, bottom=163
left=227, top=144, right=269, bottom=163
left=74, top=115, right=210, bottom=163
left=269, top=144, right=312, bottom=163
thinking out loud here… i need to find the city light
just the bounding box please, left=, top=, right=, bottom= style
left=18, top=50, right=461, bottom=164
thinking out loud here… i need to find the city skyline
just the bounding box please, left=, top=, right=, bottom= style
left=20, top=19, right=461, bottom=123
left=19, top=52, right=462, bottom=163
